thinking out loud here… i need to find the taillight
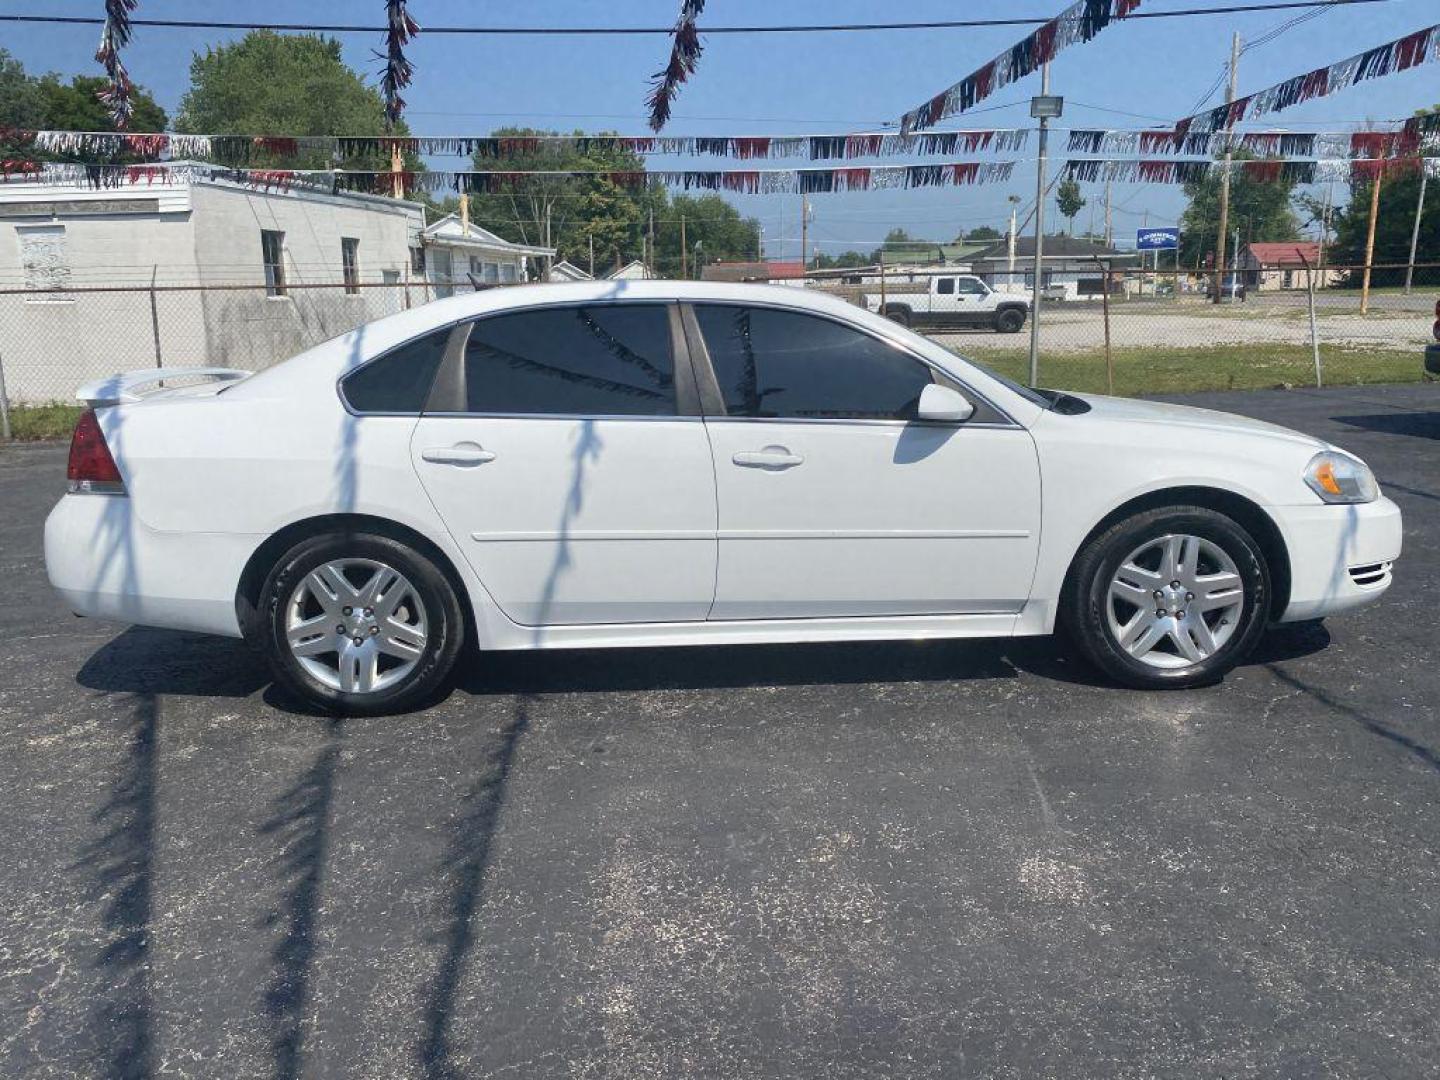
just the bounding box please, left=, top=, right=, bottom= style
left=67, top=409, right=125, bottom=494
left=1432, top=298, right=1439, bottom=343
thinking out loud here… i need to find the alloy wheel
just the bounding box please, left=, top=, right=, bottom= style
left=284, top=558, right=429, bottom=694
left=1104, top=533, right=1245, bottom=670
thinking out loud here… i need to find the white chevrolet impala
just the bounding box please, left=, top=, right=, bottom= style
left=46, top=282, right=1401, bottom=715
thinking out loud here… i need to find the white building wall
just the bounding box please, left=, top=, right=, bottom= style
left=188, top=184, right=423, bottom=371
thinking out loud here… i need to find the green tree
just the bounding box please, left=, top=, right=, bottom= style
left=1179, top=151, right=1300, bottom=267
left=1056, top=176, right=1086, bottom=235
left=1, top=51, right=167, bottom=161
left=814, top=250, right=874, bottom=270
left=36, top=74, right=168, bottom=136
left=464, top=129, right=659, bottom=272
left=962, top=225, right=1003, bottom=242
left=176, top=31, right=411, bottom=169
left=657, top=193, right=762, bottom=279
left=1323, top=107, right=1439, bottom=286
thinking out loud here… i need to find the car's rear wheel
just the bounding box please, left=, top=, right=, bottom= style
left=1063, top=506, right=1269, bottom=689
left=994, top=307, right=1026, bottom=333
left=885, top=306, right=912, bottom=327
left=260, top=532, right=464, bottom=715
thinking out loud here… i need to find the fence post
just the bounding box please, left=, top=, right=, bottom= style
left=1300, top=251, right=1323, bottom=388
left=149, top=265, right=163, bottom=368
left=1093, top=256, right=1113, bottom=396
left=0, top=349, right=12, bottom=441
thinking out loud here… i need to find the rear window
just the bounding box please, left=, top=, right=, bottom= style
left=342, top=327, right=450, bottom=414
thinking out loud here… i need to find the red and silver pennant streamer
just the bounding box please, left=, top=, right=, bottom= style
left=0, top=159, right=1019, bottom=195
left=898, top=0, right=1141, bottom=135
left=647, top=0, right=705, bottom=132
left=1062, top=156, right=1438, bottom=185
left=1175, top=24, right=1439, bottom=137
left=381, top=1, right=420, bottom=128
left=95, top=0, right=139, bottom=129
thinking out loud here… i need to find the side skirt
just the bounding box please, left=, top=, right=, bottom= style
left=481, top=610, right=1049, bottom=652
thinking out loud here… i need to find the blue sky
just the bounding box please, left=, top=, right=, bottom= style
left=6, top=0, right=1438, bottom=256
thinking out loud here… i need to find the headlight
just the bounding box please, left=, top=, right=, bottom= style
left=1304, top=450, right=1378, bottom=504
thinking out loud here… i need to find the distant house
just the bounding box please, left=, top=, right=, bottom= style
left=607, top=259, right=657, bottom=281
left=968, top=235, right=1135, bottom=300
left=547, top=259, right=593, bottom=283
left=418, top=214, right=554, bottom=297
left=700, top=260, right=806, bottom=286
left=1236, top=241, right=1335, bottom=291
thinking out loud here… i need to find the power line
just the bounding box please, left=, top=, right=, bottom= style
left=0, top=1, right=1402, bottom=36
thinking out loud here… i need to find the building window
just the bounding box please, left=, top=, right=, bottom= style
left=410, top=246, right=426, bottom=274
left=18, top=224, right=71, bottom=297
left=481, top=261, right=500, bottom=285
left=341, top=237, right=360, bottom=294
left=499, top=262, right=518, bottom=284
left=261, top=229, right=286, bottom=297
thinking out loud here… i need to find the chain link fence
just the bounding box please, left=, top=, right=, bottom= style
left=1, top=266, right=1436, bottom=439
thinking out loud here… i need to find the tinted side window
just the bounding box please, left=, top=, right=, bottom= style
left=936, top=278, right=955, bottom=295
left=464, top=304, right=675, bottom=416
left=694, top=305, right=935, bottom=421
left=342, top=326, right=449, bottom=413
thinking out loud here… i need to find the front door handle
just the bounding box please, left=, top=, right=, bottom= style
left=732, top=446, right=804, bottom=470
left=422, top=444, right=496, bottom=466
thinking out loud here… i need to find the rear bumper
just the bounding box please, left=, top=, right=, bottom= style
left=1425, top=344, right=1440, bottom=378
left=1273, top=496, right=1403, bottom=622
left=44, top=493, right=256, bottom=638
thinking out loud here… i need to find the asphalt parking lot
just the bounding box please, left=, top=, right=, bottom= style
left=2, top=383, right=1437, bottom=1079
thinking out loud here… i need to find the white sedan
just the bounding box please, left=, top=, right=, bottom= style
left=46, top=281, right=1401, bottom=715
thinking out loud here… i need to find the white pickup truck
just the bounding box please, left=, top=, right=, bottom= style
left=863, top=274, right=1031, bottom=333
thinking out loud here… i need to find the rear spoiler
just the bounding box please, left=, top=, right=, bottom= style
left=76, top=367, right=252, bottom=407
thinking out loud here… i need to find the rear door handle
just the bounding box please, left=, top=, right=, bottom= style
left=732, top=447, right=804, bottom=470
left=422, top=445, right=496, bottom=466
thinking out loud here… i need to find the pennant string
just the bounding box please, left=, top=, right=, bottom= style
left=380, top=1, right=420, bottom=129
left=95, top=0, right=139, bottom=129
left=898, top=0, right=1141, bottom=134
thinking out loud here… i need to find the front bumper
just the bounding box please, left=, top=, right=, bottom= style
left=44, top=493, right=257, bottom=639
left=1273, top=496, right=1403, bottom=622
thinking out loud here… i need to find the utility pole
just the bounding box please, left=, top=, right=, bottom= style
left=1360, top=165, right=1383, bottom=314
left=680, top=215, right=688, bottom=278
left=1317, top=182, right=1331, bottom=284
left=800, top=196, right=810, bottom=273
left=460, top=193, right=470, bottom=235
left=1007, top=196, right=1020, bottom=286
left=1213, top=31, right=1241, bottom=304
left=648, top=206, right=655, bottom=272
left=1404, top=167, right=1428, bottom=295
left=588, top=232, right=595, bottom=277
left=1103, top=175, right=1113, bottom=247
left=1028, top=62, right=1060, bottom=388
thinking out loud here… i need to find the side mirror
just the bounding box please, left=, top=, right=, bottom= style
left=917, top=383, right=975, bottom=423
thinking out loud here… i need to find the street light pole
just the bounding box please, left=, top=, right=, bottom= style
left=1405, top=168, right=1428, bottom=296
left=1028, top=64, right=1061, bottom=389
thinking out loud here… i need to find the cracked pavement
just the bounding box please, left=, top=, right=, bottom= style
left=1, top=384, right=1437, bottom=1078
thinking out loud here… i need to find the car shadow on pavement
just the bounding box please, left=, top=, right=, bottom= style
left=1331, top=412, right=1440, bottom=441
left=76, top=627, right=268, bottom=699
left=452, top=637, right=1020, bottom=698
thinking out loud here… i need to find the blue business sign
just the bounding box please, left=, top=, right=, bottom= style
left=1137, top=228, right=1180, bottom=250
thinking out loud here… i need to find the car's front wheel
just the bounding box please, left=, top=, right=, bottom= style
left=260, top=532, right=465, bottom=715
left=1063, top=506, right=1270, bottom=689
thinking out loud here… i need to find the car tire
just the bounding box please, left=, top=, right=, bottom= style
left=995, top=307, right=1026, bottom=333
left=1061, top=506, right=1270, bottom=690
left=885, top=306, right=912, bottom=327
left=259, top=531, right=465, bottom=716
